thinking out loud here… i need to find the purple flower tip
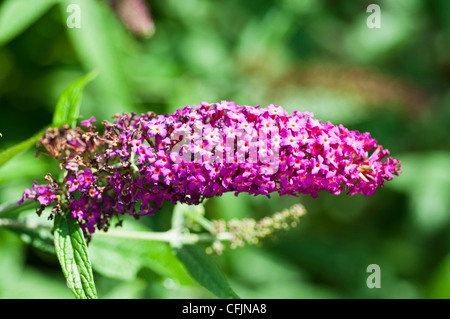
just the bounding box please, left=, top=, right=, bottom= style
left=81, top=116, right=96, bottom=128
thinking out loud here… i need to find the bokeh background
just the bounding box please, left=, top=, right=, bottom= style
left=0, top=0, right=449, bottom=298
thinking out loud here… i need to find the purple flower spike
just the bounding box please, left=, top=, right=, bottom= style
left=19, top=101, right=401, bottom=236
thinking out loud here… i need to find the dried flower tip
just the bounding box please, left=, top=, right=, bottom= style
left=209, top=204, right=307, bottom=252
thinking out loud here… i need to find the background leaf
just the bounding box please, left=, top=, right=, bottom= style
left=388, top=152, right=450, bottom=233
left=5, top=209, right=54, bottom=254
left=174, top=244, right=240, bottom=299
left=60, top=0, right=135, bottom=120
left=0, top=0, right=61, bottom=46
left=88, top=218, right=193, bottom=285
left=426, top=253, right=450, bottom=299
left=0, top=229, right=73, bottom=299
left=53, top=212, right=97, bottom=299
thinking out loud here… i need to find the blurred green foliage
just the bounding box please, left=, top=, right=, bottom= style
left=0, top=0, right=449, bottom=299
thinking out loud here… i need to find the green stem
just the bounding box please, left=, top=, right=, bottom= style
left=187, top=213, right=215, bottom=232
left=0, top=218, right=52, bottom=230
left=0, top=216, right=231, bottom=245
left=172, top=203, right=214, bottom=232
left=94, top=229, right=232, bottom=245
left=171, top=204, right=186, bottom=234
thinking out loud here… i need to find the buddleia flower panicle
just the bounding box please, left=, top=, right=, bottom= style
left=19, top=101, right=401, bottom=237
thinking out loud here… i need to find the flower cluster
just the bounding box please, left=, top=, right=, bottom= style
left=19, top=101, right=401, bottom=236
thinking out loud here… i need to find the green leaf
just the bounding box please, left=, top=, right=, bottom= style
left=0, top=229, right=73, bottom=299
left=0, top=127, right=47, bottom=168
left=88, top=218, right=193, bottom=285
left=54, top=212, right=97, bottom=299
left=174, top=244, right=240, bottom=299
left=3, top=209, right=54, bottom=254
left=0, top=0, right=60, bottom=46
left=52, top=71, right=98, bottom=128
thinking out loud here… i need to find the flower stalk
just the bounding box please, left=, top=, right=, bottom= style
left=95, top=228, right=233, bottom=245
